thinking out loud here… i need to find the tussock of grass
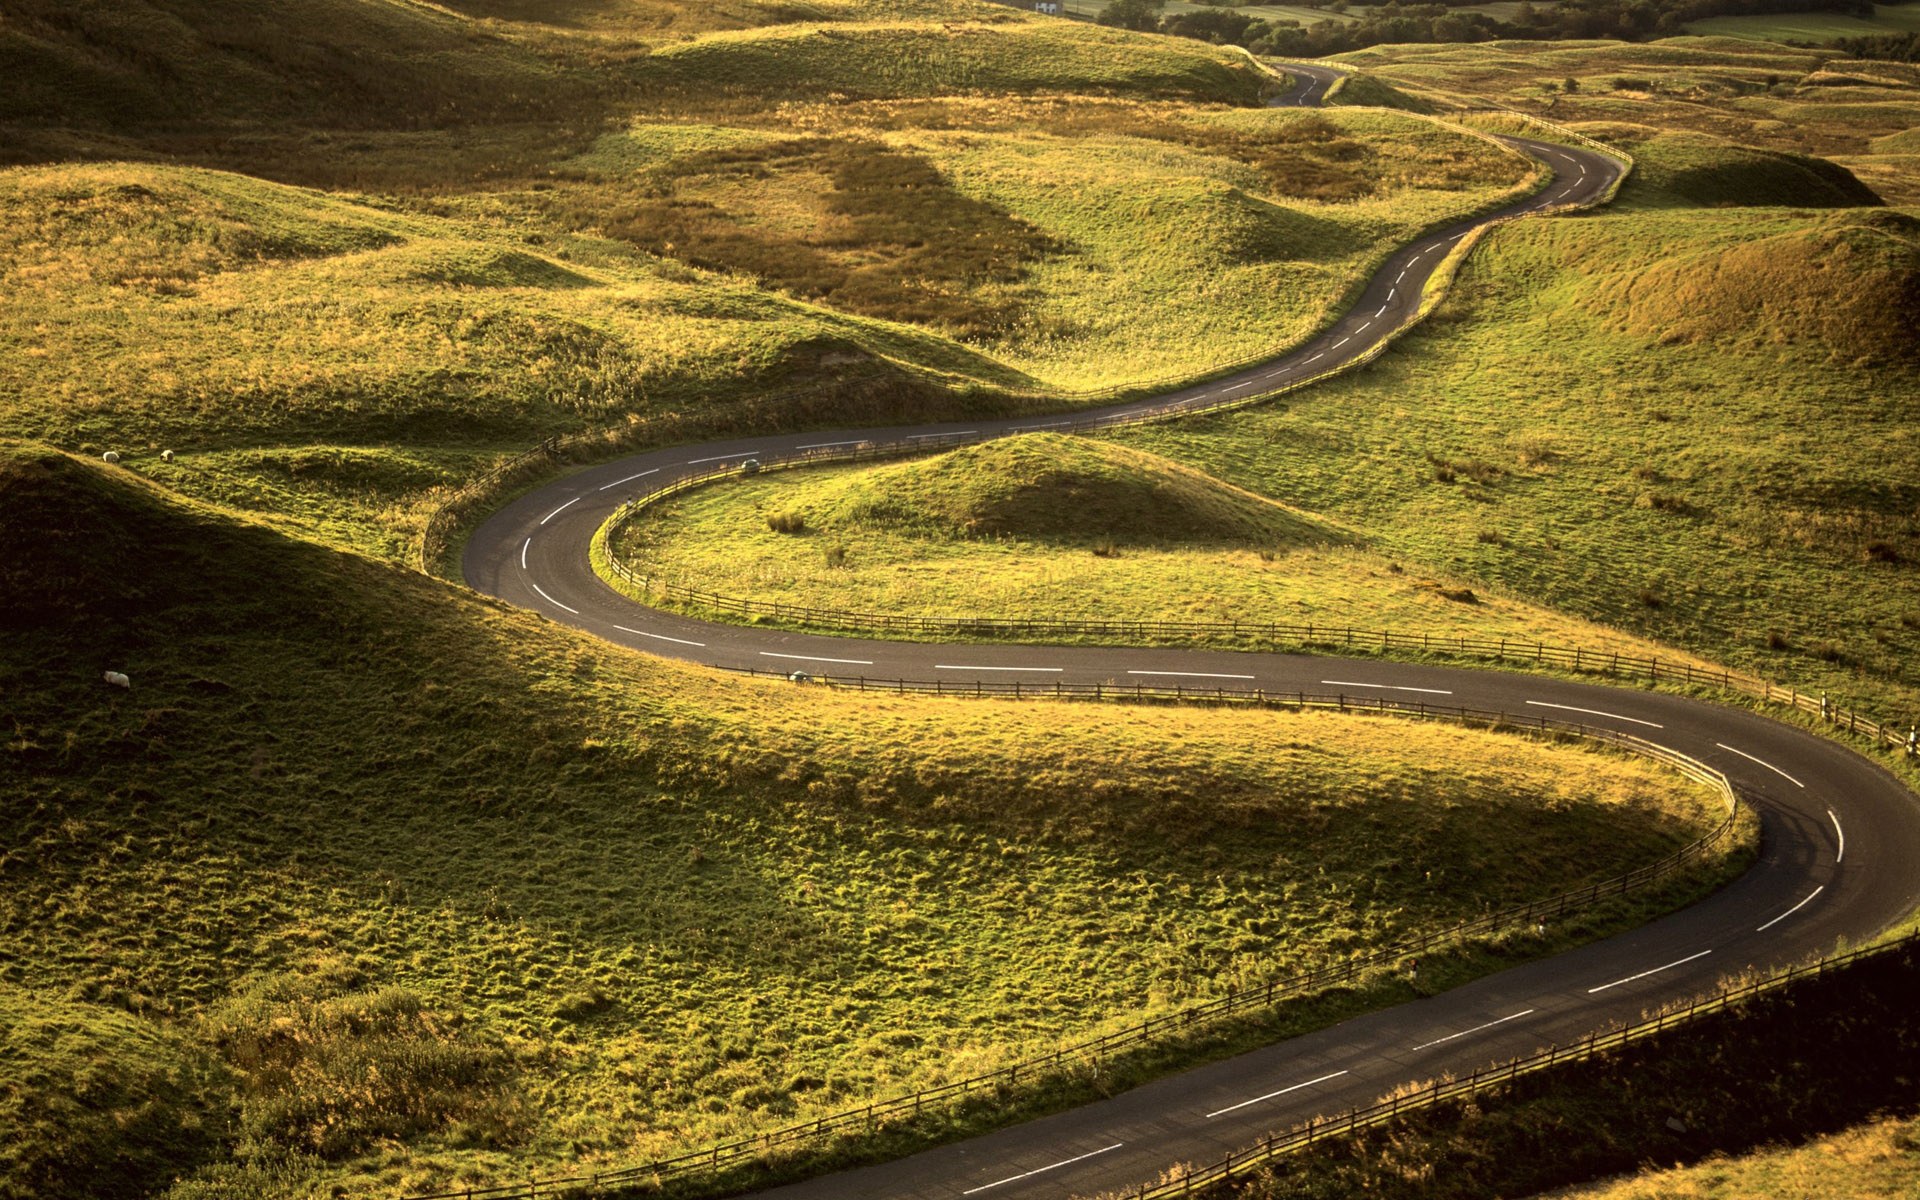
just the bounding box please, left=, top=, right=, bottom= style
left=0, top=445, right=1730, bottom=1197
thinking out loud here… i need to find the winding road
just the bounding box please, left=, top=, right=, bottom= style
left=460, top=65, right=1920, bottom=1200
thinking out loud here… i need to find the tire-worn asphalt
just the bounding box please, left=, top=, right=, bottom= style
left=461, top=65, right=1920, bottom=1200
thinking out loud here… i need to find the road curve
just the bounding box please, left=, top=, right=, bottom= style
left=461, top=70, right=1920, bottom=1199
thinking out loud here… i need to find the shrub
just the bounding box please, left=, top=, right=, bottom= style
left=766, top=511, right=807, bottom=534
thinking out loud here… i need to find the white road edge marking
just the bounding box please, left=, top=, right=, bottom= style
left=760, top=651, right=872, bottom=665
left=1715, top=742, right=1806, bottom=788
left=613, top=625, right=705, bottom=648
left=1756, top=885, right=1825, bottom=933
left=520, top=538, right=530, bottom=570
left=960, top=1143, right=1125, bottom=1196
left=598, top=468, right=659, bottom=491
left=935, top=664, right=1065, bottom=672
left=1526, top=700, right=1664, bottom=729
left=540, top=496, right=581, bottom=525
left=1206, top=1070, right=1350, bottom=1119
left=1128, top=670, right=1257, bottom=681
left=1829, top=808, right=1845, bottom=863
left=527, top=580, right=579, bottom=615
left=1410, top=1009, right=1535, bottom=1053
left=1587, top=949, right=1711, bottom=994
left=1322, top=680, right=1453, bottom=695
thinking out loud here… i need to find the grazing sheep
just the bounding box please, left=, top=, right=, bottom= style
left=102, top=451, right=120, bottom=463
left=103, top=671, right=130, bottom=689
left=161, top=450, right=175, bottom=462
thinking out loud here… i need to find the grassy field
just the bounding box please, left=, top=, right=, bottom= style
left=0, top=445, right=1738, bottom=1199
left=1337, top=35, right=1920, bottom=201
left=0, top=0, right=1537, bottom=564
left=607, top=434, right=1692, bottom=658
left=1688, top=3, right=1920, bottom=43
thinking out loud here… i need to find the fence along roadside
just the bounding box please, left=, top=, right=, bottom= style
left=405, top=697, right=1741, bottom=1200
left=1124, top=930, right=1920, bottom=1199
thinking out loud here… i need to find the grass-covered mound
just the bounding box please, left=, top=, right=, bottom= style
left=814, top=433, right=1344, bottom=547
left=632, top=17, right=1269, bottom=105
left=1618, top=131, right=1883, bottom=209
left=1584, top=209, right=1920, bottom=364
left=609, top=437, right=1684, bottom=655
left=1, top=444, right=1732, bottom=1196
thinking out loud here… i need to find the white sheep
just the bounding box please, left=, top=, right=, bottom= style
left=102, top=451, right=120, bottom=464
left=103, top=671, right=130, bottom=689
left=161, top=450, right=175, bottom=463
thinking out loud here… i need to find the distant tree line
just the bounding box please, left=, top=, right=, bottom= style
left=1098, top=0, right=1879, bottom=55
left=1830, top=30, right=1920, bottom=60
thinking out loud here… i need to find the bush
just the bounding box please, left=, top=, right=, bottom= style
left=766, top=511, right=807, bottom=534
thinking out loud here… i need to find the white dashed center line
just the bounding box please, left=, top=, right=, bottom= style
left=961, top=1143, right=1125, bottom=1196
left=936, top=664, right=1064, bottom=672
left=1127, top=670, right=1256, bottom=680
left=1587, top=949, right=1711, bottom=994
left=527, top=580, right=579, bottom=615
left=1829, top=808, right=1845, bottom=863
left=686, top=452, right=754, bottom=465
left=540, top=496, right=581, bottom=525
left=1322, top=680, right=1453, bottom=695
left=613, top=625, right=705, bottom=648
left=1410, top=1009, right=1535, bottom=1053
left=1715, top=743, right=1805, bottom=788
left=1526, top=700, right=1663, bottom=729
left=520, top=537, right=531, bottom=570
left=1206, top=1070, right=1349, bottom=1119
left=1756, top=885, right=1825, bottom=933
left=759, top=651, right=872, bottom=666
left=598, top=468, right=659, bottom=490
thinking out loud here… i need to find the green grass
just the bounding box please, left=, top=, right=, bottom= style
left=1687, top=3, right=1920, bottom=44
left=0, top=444, right=1739, bottom=1199
left=606, top=434, right=1689, bottom=658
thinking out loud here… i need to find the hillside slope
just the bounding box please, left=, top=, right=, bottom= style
left=0, top=445, right=1728, bottom=1198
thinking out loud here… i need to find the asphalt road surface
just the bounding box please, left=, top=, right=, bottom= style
left=462, top=65, right=1920, bottom=1199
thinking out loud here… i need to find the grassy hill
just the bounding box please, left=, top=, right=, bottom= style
left=0, top=43, right=1535, bottom=562
left=607, top=433, right=1692, bottom=655
left=1110, top=204, right=1920, bottom=717
left=0, top=445, right=1735, bottom=1199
